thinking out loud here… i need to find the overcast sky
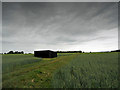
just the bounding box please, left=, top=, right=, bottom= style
left=2, top=2, right=118, bottom=53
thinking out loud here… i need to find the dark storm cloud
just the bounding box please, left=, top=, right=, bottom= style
left=2, top=0, right=120, bottom=2
left=2, top=2, right=118, bottom=52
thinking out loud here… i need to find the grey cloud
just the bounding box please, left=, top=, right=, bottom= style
left=2, top=2, right=118, bottom=53
left=2, top=0, right=120, bottom=2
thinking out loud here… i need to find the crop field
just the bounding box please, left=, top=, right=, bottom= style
left=2, top=54, right=43, bottom=73
left=52, top=52, right=118, bottom=88
left=2, top=53, right=76, bottom=88
left=2, top=52, right=118, bottom=88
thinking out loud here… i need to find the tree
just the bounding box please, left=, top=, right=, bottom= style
left=7, top=51, right=14, bottom=54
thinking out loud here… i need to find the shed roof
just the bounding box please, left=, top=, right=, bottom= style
left=34, top=50, right=54, bottom=52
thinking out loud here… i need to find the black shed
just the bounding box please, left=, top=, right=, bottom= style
left=34, top=50, right=57, bottom=58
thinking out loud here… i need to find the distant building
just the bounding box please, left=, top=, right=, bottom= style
left=34, top=50, right=57, bottom=58
left=111, top=49, right=120, bottom=52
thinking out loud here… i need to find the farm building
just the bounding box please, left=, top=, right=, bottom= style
left=34, top=50, right=57, bottom=58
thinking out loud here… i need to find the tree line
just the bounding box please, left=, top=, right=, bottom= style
left=4, top=51, right=24, bottom=54
left=56, top=51, right=82, bottom=53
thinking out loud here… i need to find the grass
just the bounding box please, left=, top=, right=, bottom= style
left=2, top=52, right=118, bottom=88
left=2, top=53, right=77, bottom=88
left=52, top=52, right=118, bottom=88
left=2, top=54, right=42, bottom=73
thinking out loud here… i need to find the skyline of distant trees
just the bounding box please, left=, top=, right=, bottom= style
left=5, top=51, right=24, bottom=54
left=56, top=50, right=82, bottom=53
left=1, top=49, right=120, bottom=54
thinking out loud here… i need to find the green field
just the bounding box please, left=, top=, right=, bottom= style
left=2, top=52, right=118, bottom=88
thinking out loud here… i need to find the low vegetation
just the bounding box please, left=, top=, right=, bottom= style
left=2, top=53, right=77, bottom=88
left=2, top=52, right=118, bottom=88
left=52, top=52, right=118, bottom=88
left=2, top=54, right=41, bottom=73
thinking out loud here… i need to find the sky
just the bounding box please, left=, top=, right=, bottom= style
left=2, top=2, right=118, bottom=53
left=1, top=0, right=120, bottom=2
left=0, top=1, right=2, bottom=54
